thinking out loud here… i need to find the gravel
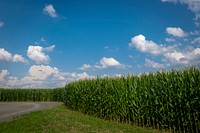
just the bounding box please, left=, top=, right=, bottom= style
left=0, top=102, right=62, bottom=122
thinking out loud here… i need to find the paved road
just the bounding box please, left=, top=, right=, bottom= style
left=0, top=102, right=61, bottom=122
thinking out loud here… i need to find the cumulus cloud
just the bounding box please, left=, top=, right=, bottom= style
left=0, top=48, right=27, bottom=63
left=130, top=34, right=200, bottom=66
left=79, top=57, right=130, bottom=70
left=99, top=57, right=122, bottom=68
left=0, top=48, right=12, bottom=61
left=6, top=77, right=21, bottom=87
left=145, top=59, right=165, bottom=68
left=104, top=46, right=119, bottom=52
left=164, top=47, right=200, bottom=65
left=190, top=30, right=199, bottom=35
left=129, top=34, right=167, bottom=54
left=13, top=54, right=27, bottom=63
left=165, top=38, right=175, bottom=42
left=161, top=0, right=200, bottom=20
left=27, top=65, right=57, bottom=80
left=79, top=64, right=92, bottom=70
left=61, top=72, right=93, bottom=82
left=44, top=45, right=55, bottom=51
left=129, top=34, right=179, bottom=55
left=164, top=51, right=186, bottom=64
left=27, top=45, right=55, bottom=64
left=0, top=70, right=9, bottom=81
left=163, top=48, right=200, bottom=65
left=192, top=37, right=200, bottom=44
left=43, top=4, right=58, bottom=18
left=17, top=65, right=59, bottom=88
left=0, top=65, right=94, bottom=88
left=0, top=21, right=4, bottom=28
left=185, top=48, right=200, bottom=63
left=166, top=27, right=186, bottom=37
left=100, top=73, right=123, bottom=78
left=95, top=57, right=128, bottom=69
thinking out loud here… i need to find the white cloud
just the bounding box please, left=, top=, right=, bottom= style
left=164, top=51, right=186, bottom=63
left=192, top=37, right=200, bottom=44
left=0, top=21, right=4, bottom=28
left=27, top=65, right=57, bottom=80
left=161, top=0, right=200, bottom=20
left=6, top=77, right=21, bottom=87
left=44, top=45, right=55, bottom=51
left=166, top=27, right=186, bottom=37
left=95, top=57, right=128, bottom=69
left=0, top=48, right=27, bottom=63
left=80, top=57, right=130, bottom=70
left=18, top=65, right=59, bottom=88
left=0, top=65, right=94, bottom=88
left=27, top=46, right=49, bottom=64
left=190, top=30, right=199, bottom=35
left=185, top=48, right=200, bottom=63
left=129, top=34, right=180, bottom=55
left=0, top=48, right=12, bottom=61
left=100, top=57, right=121, bottom=68
left=79, top=64, right=92, bottom=70
left=53, top=71, right=93, bottom=84
left=27, top=45, right=55, bottom=64
left=165, top=38, right=176, bottom=42
left=104, top=46, right=119, bottom=52
left=67, top=72, right=92, bottom=80
left=13, top=54, right=27, bottom=63
left=43, top=4, right=58, bottom=18
left=145, top=59, right=165, bottom=68
left=0, top=70, right=9, bottom=81
left=162, top=47, right=200, bottom=65
left=129, top=34, right=165, bottom=54
left=130, top=34, right=200, bottom=66
left=100, top=73, right=123, bottom=78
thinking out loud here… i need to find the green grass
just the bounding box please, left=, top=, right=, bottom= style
left=0, top=104, right=163, bottom=133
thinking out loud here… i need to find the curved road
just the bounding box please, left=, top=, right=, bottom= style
left=0, top=102, right=61, bottom=122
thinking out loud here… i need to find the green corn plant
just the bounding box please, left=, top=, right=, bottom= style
left=63, top=67, right=200, bottom=133
left=0, top=88, right=64, bottom=102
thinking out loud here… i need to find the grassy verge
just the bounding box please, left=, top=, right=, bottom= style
left=0, top=104, right=164, bottom=133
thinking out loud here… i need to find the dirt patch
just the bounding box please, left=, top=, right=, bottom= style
left=0, top=102, right=62, bottom=122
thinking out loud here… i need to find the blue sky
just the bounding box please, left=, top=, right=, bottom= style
left=0, top=0, right=200, bottom=88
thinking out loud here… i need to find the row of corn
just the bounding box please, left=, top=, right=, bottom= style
left=0, top=88, right=64, bottom=102
left=63, top=67, right=200, bottom=133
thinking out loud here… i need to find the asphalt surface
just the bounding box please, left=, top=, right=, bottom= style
left=0, top=102, right=61, bottom=122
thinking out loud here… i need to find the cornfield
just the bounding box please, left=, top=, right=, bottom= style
left=63, top=67, right=200, bottom=132
left=1, top=67, right=199, bottom=132
left=0, top=88, right=64, bottom=102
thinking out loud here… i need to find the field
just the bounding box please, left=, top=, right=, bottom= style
left=0, top=67, right=199, bottom=132
left=0, top=88, right=64, bottom=102
left=63, top=67, right=200, bottom=133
